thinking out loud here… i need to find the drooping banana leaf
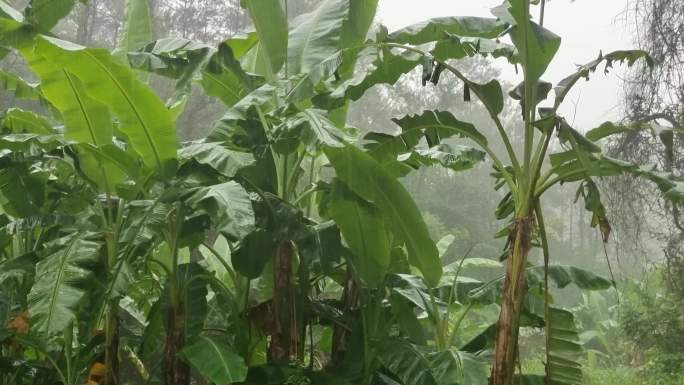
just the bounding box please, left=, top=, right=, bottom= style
left=432, top=34, right=517, bottom=64
left=24, top=0, right=79, bottom=33
left=398, top=144, right=486, bottom=173
left=129, top=38, right=213, bottom=93
left=120, top=200, right=171, bottom=247
left=287, top=0, right=349, bottom=76
left=0, top=132, right=63, bottom=153
left=388, top=16, right=507, bottom=45
left=184, top=181, right=256, bottom=241
left=0, top=251, right=36, bottom=284
left=324, top=182, right=390, bottom=286
left=178, top=142, right=255, bottom=178
left=231, top=229, right=275, bottom=279
left=545, top=307, right=584, bottom=385
left=0, top=165, right=44, bottom=218
left=320, top=29, right=514, bottom=110
left=201, top=41, right=262, bottom=107
left=428, top=348, right=489, bottom=385
left=180, top=336, right=248, bottom=384
left=2, top=108, right=53, bottom=134
left=26, top=36, right=177, bottom=169
left=468, top=265, right=612, bottom=305
left=379, top=336, right=494, bottom=385
left=0, top=70, right=41, bottom=100
left=547, top=117, right=684, bottom=204
left=325, top=48, right=422, bottom=104
left=27, top=232, right=102, bottom=335
left=379, top=339, right=439, bottom=385
left=325, top=144, right=441, bottom=286
left=284, top=108, right=346, bottom=148
left=178, top=263, right=209, bottom=339
left=24, top=47, right=113, bottom=146
left=493, top=0, right=560, bottom=88
left=553, top=50, right=653, bottom=109
left=365, top=110, right=490, bottom=167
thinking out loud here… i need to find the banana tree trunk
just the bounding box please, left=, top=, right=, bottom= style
left=164, top=303, right=189, bottom=385
left=330, top=267, right=356, bottom=366
left=491, top=216, right=534, bottom=385
left=104, top=308, right=119, bottom=385
left=268, top=241, right=301, bottom=361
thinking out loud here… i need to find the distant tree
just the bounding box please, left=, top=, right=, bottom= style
left=606, top=0, right=683, bottom=293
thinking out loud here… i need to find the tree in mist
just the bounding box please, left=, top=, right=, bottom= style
left=605, top=0, right=683, bottom=293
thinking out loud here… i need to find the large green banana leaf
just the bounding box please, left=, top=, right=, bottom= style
left=241, top=0, right=288, bottom=80
left=0, top=165, right=44, bottom=218
left=379, top=339, right=439, bottom=385
left=24, top=47, right=113, bottom=146
left=27, top=233, right=101, bottom=335
left=185, top=181, right=256, bottom=241
left=545, top=307, right=584, bottom=385
left=468, top=265, right=612, bottom=305
left=0, top=70, right=41, bottom=100
left=337, top=0, right=378, bottom=78
left=2, top=108, right=53, bottom=134
left=22, top=44, right=130, bottom=188
left=179, top=142, right=255, bottom=178
left=26, top=36, right=177, bottom=169
left=113, top=0, right=154, bottom=64
left=494, top=0, right=560, bottom=88
left=325, top=182, right=390, bottom=286
left=180, top=336, right=248, bottom=384
left=388, top=16, right=508, bottom=44
left=287, top=0, right=348, bottom=76
left=24, top=0, right=79, bottom=33
left=428, top=348, right=489, bottom=385
left=380, top=339, right=489, bottom=385
left=325, top=144, right=441, bottom=286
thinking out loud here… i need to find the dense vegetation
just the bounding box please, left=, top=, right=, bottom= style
left=0, top=1, right=681, bottom=385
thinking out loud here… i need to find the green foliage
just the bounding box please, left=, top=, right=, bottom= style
left=180, top=336, right=248, bottom=383
left=546, top=307, right=584, bottom=385
left=287, top=0, right=347, bottom=76
left=325, top=183, right=390, bottom=286
left=0, top=1, right=677, bottom=385
left=28, top=233, right=101, bottom=335
left=0, top=70, right=41, bottom=99
left=185, top=181, right=255, bottom=240
left=29, top=35, right=177, bottom=169
left=389, top=16, right=506, bottom=43
left=622, top=275, right=684, bottom=376
left=583, top=367, right=684, bottom=385
left=241, top=0, right=288, bottom=79
left=325, top=144, right=441, bottom=286
left=24, top=0, right=80, bottom=33
left=113, top=0, right=154, bottom=63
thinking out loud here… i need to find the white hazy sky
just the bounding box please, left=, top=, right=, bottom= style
left=376, top=0, right=634, bottom=131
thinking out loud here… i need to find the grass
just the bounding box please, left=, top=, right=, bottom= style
left=521, top=359, right=684, bottom=385
left=584, top=367, right=684, bottom=385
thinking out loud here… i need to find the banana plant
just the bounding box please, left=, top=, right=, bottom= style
left=130, top=0, right=445, bottom=372
left=0, top=0, right=181, bottom=383
left=306, top=1, right=678, bottom=384
left=0, top=1, right=680, bottom=385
